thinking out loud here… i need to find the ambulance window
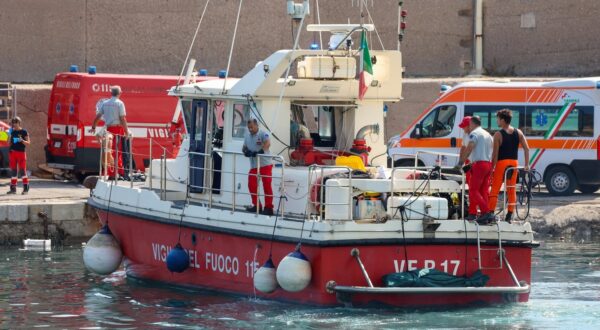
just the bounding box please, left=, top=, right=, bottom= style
left=419, top=105, right=456, bottom=137
left=464, top=105, right=524, bottom=133
left=526, top=105, right=593, bottom=137
left=232, top=103, right=251, bottom=139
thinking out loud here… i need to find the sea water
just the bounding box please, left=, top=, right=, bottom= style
left=0, top=241, right=599, bottom=329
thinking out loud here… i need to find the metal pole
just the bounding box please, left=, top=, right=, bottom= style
left=232, top=153, right=236, bottom=212
left=351, top=248, right=374, bottom=287
left=461, top=170, right=466, bottom=219
left=163, top=148, right=167, bottom=199
left=348, top=167, right=353, bottom=221
left=319, top=167, right=325, bottom=220
left=114, top=135, right=119, bottom=184
left=161, top=149, right=166, bottom=200
left=279, top=158, right=286, bottom=216
left=307, top=166, right=313, bottom=220
left=502, top=252, right=522, bottom=287
left=475, top=222, right=482, bottom=270
left=98, top=135, right=104, bottom=180
left=13, top=86, right=17, bottom=117
left=129, top=137, right=134, bottom=188
left=149, top=139, right=153, bottom=189
left=256, top=155, right=261, bottom=216
left=208, top=152, right=213, bottom=209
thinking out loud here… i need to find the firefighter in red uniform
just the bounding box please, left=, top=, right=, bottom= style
left=7, top=117, right=30, bottom=195
left=90, top=86, right=130, bottom=179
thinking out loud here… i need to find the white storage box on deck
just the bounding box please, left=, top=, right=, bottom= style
left=355, top=199, right=386, bottom=220
left=387, top=196, right=448, bottom=220
left=297, top=56, right=357, bottom=79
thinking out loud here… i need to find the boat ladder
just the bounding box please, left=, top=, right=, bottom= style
left=475, top=221, right=504, bottom=270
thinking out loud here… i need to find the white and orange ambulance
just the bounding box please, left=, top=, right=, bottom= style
left=388, top=78, right=600, bottom=195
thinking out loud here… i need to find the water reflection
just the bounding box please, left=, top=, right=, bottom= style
left=0, top=241, right=599, bottom=329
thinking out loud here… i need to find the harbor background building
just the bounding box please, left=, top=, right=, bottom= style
left=1, top=0, right=599, bottom=169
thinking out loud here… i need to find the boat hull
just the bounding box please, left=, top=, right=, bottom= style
left=97, top=210, right=533, bottom=307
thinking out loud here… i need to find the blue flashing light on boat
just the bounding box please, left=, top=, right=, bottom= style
left=199, top=69, right=208, bottom=76
left=69, top=65, right=79, bottom=73
left=218, top=70, right=227, bottom=78
left=88, top=66, right=97, bottom=75
left=310, top=43, right=320, bottom=50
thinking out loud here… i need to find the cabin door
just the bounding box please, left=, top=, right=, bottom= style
left=189, top=100, right=208, bottom=193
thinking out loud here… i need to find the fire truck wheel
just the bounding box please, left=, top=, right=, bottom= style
left=578, top=184, right=600, bottom=194
left=545, top=166, right=576, bottom=196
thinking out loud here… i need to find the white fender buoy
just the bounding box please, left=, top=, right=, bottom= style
left=276, top=249, right=312, bottom=292
left=254, top=257, right=278, bottom=293
left=83, top=225, right=123, bottom=275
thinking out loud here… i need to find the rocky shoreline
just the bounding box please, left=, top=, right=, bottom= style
left=526, top=193, right=600, bottom=241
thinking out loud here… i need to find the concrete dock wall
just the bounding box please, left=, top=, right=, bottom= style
left=0, top=201, right=100, bottom=245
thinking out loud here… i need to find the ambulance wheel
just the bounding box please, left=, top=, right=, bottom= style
left=545, top=166, right=576, bottom=196
left=578, top=184, right=600, bottom=194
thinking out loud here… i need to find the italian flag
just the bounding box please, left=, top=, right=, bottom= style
left=358, top=30, right=373, bottom=100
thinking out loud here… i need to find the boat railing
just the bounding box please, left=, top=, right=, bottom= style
left=96, top=132, right=181, bottom=200
left=390, top=150, right=466, bottom=220
left=502, top=166, right=530, bottom=222
left=307, top=164, right=354, bottom=221
left=97, top=133, right=155, bottom=189
left=188, top=150, right=286, bottom=216
left=96, top=133, right=287, bottom=215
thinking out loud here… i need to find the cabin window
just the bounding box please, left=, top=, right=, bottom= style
left=211, top=100, right=226, bottom=147
left=290, top=105, right=337, bottom=147
left=181, top=100, right=193, bottom=137
left=525, top=105, right=593, bottom=137
left=232, top=103, right=251, bottom=139
left=416, top=105, right=456, bottom=138
left=464, top=105, right=524, bottom=133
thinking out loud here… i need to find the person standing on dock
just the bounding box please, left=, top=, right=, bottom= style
left=243, top=118, right=274, bottom=216
left=488, top=109, right=530, bottom=223
left=457, top=116, right=494, bottom=224
left=7, top=117, right=30, bottom=195
left=90, top=85, right=130, bottom=179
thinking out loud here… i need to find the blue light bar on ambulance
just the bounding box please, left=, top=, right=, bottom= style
left=440, top=84, right=451, bottom=92
left=218, top=70, right=227, bottom=78
left=88, top=66, right=97, bottom=74
left=199, top=69, right=208, bottom=76
left=597, top=81, right=600, bottom=89
left=69, top=65, right=79, bottom=72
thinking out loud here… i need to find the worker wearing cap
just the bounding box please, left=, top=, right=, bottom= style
left=243, top=118, right=274, bottom=216
left=7, top=117, right=30, bottom=195
left=457, top=116, right=494, bottom=224
left=488, top=109, right=530, bottom=223
left=90, top=85, right=130, bottom=179
left=458, top=116, right=473, bottom=185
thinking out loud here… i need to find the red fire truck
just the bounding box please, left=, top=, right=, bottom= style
left=46, top=71, right=212, bottom=179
